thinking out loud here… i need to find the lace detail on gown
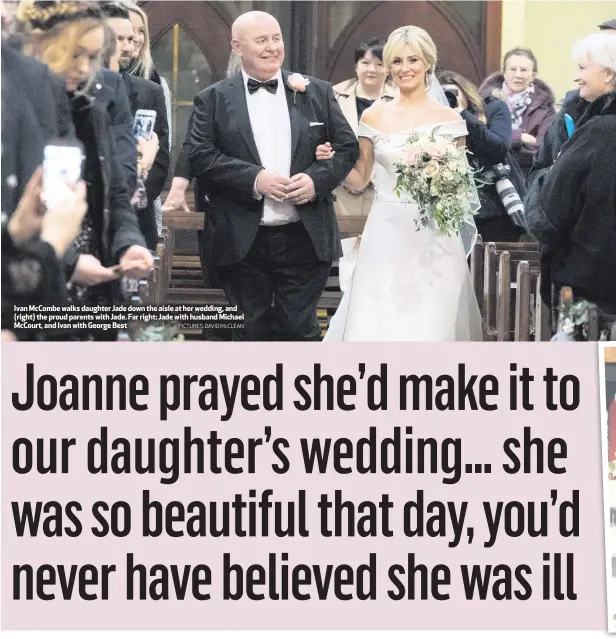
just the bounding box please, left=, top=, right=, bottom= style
left=324, top=119, right=483, bottom=342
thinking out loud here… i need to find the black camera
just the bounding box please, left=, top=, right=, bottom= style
left=481, top=164, right=525, bottom=228
left=444, top=87, right=459, bottom=109
left=491, top=163, right=511, bottom=180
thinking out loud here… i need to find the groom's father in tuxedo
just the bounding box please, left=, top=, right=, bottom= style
left=189, top=11, right=359, bottom=340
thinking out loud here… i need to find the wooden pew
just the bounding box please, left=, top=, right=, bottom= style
left=159, top=203, right=366, bottom=325
left=470, top=235, right=485, bottom=310
left=483, top=241, right=541, bottom=341
left=533, top=273, right=551, bottom=341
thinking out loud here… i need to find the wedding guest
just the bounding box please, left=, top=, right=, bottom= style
left=529, top=19, right=616, bottom=183
left=437, top=70, right=525, bottom=242
left=101, top=1, right=169, bottom=250
left=121, top=0, right=171, bottom=142
left=526, top=32, right=616, bottom=311
left=481, top=47, right=556, bottom=180
left=331, top=38, right=395, bottom=218
left=2, top=169, right=88, bottom=338
left=99, top=20, right=138, bottom=195
left=120, top=0, right=171, bottom=236
left=14, top=0, right=152, bottom=333
left=2, top=62, right=87, bottom=332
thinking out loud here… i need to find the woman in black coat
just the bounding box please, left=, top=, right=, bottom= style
left=438, top=70, right=526, bottom=242
left=526, top=32, right=616, bottom=311
left=15, top=1, right=152, bottom=316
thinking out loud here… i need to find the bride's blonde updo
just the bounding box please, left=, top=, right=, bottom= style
left=383, top=26, right=437, bottom=82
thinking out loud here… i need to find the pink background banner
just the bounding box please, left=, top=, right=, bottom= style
left=1, top=343, right=606, bottom=630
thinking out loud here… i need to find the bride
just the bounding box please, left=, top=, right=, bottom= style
left=322, top=26, right=483, bottom=341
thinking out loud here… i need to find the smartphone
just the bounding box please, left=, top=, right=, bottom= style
left=133, top=109, right=157, bottom=141
left=42, top=142, right=83, bottom=209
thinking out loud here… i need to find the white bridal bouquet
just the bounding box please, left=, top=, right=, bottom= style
left=394, top=126, right=476, bottom=236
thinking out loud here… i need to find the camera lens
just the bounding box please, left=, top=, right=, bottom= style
left=444, top=90, right=458, bottom=109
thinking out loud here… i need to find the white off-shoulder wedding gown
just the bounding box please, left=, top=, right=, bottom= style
left=324, top=119, right=483, bottom=342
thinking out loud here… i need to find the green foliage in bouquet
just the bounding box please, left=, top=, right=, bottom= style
left=394, top=126, right=476, bottom=236
left=132, top=324, right=185, bottom=342
left=558, top=299, right=590, bottom=341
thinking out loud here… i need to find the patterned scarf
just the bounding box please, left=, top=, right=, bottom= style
left=502, top=81, right=535, bottom=129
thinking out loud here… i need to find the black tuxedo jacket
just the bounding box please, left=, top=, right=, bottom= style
left=188, top=70, right=359, bottom=266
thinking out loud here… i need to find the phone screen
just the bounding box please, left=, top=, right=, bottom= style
left=42, top=145, right=83, bottom=209
left=133, top=112, right=156, bottom=141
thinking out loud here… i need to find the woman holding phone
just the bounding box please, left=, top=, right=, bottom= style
left=15, top=0, right=152, bottom=337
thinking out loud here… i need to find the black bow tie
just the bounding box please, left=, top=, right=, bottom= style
left=247, top=78, right=278, bottom=95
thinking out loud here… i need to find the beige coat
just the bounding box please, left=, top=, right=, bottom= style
left=332, top=79, right=396, bottom=218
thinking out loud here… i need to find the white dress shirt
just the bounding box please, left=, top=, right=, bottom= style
left=242, top=69, right=299, bottom=226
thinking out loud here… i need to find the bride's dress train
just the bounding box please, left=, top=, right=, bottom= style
left=324, top=120, right=483, bottom=342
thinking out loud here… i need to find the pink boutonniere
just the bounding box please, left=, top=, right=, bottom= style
left=288, top=73, right=310, bottom=103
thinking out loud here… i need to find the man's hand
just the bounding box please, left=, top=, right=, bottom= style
left=7, top=166, right=44, bottom=245
left=162, top=177, right=191, bottom=212
left=284, top=173, right=316, bottom=205
left=137, top=132, right=160, bottom=176
left=72, top=254, right=120, bottom=286
left=118, top=245, right=154, bottom=279
left=521, top=133, right=537, bottom=146
left=256, top=170, right=292, bottom=203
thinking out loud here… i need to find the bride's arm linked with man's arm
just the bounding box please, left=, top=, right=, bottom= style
left=343, top=137, right=375, bottom=191
left=313, top=110, right=377, bottom=192
left=300, top=82, right=362, bottom=200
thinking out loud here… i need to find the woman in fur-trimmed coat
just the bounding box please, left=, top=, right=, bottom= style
left=481, top=47, right=556, bottom=180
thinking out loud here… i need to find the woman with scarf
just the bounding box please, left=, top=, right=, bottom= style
left=481, top=47, right=556, bottom=181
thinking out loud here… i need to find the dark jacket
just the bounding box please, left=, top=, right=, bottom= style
left=526, top=91, right=616, bottom=305
left=525, top=90, right=588, bottom=302
left=63, top=86, right=147, bottom=277
left=175, top=110, right=194, bottom=182
left=1, top=41, right=73, bottom=142
left=188, top=71, right=359, bottom=266
left=173, top=109, right=209, bottom=212
left=460, top=95, right=526, bottom=225
left=1, top=63, right=67, bottom=338
left=1, top=42, right=73, bottom=213
left=99, top=69, right=137, bottom=196
left=480, top=73, right=556, bottom=173
left=2, top=228, right=67, bottom=336
left=528, top=89, right=587, bottom=186
left=121, top=73, right=170, bottom=249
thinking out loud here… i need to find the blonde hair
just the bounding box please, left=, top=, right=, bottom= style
left=382, top=26, right=437, bottom=79
left=14, top=2, right=103, bottom=93
left=120, top=0, right=153, bottom=79
left=39, top=19, right=101, bottom=76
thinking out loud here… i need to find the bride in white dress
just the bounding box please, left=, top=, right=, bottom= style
left=323, top=26, right=483, bottom=341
